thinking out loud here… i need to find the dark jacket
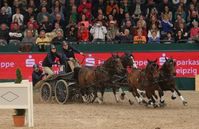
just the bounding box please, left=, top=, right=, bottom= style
left=61, top=46, right=80, bottom=61
left=51, top=37, right=65, bottom=45
left=32, top=69, right=44, bottom=86
left=0, top=29, right=9, bottom=41
left=42, top=52, right=62, bottom=67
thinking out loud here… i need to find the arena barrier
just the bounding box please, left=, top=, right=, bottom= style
left=0, top=80, right=34, bottom=127
left=196, top=75, right=199, bottom=91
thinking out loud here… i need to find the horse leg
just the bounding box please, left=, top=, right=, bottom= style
left=171, top=88, right=177, bottom=100
left=174, top=87, right=188, bottom=106
left=99, top=87, right=105, bottom=102
left=157, top=88, right=165, bottom=107
left=90, top=87, right=102, bottom=104
left=112, top=87, right=119, bottom=103
left=133, top=88, right=145, bottom=104
left=80, top=89, right=88, bottom=103
left=119, top=87, right=125, bottom=100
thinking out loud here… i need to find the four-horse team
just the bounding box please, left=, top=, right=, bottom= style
left=33, top=42, right=187, bottom=108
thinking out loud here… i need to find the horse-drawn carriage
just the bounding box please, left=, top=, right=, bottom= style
left=39, top=54, right=125, bottom=104
left=39, top=53, right=187, bottom=107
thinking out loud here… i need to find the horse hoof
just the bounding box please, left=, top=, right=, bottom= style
left=183, top=101, right=188, bottom=106
left=129, top=100, right=134, bottom=105
left=120, top=95, right=125, bottom=100
left=171, top=96, right=176, bottom=100
left=142, top=100, right=147, bottom=104
left=159, top=102, right=166, bottom=107
left=153, top=104, right=158, bottom=108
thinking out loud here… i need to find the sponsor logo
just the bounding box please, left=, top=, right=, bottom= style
left=25, top=55, right=35, bottom=67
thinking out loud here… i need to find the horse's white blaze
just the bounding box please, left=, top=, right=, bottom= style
left=180, top=96, right=185, bottom=101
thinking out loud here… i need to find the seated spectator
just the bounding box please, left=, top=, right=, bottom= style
left=27, top=16, right=39, bottom=29
left=133, top=21, right=147, bottom=37
left=52, top=22, right=64, bottom=35
left=119, top=0, right=132, bottom=14
left=163, top=31, right=175, bottom=44
left=174, top=5, right=186, bottom=21
left=77, top=23, right=89, bottom=42
left=160, top=15, right=173, bottom=38
left=132, top=0, right=144, bottom=20
left=90, top=21, right=107, bottom=42
left=137, top=15, right=146, bottom=29
left=133, top=30, right=147, bottom=44
left=78, top=0, right=92, bottom=20
left=1, top=2, right=12, bottom=18
left=119, top=28, right=132, bottom=43
left=51, top=30, right=65, bottom=45
left=24, top=22, right=38, bottom=38
left=0, top=7, right=10, bottom=24
left=146, top=5, right=158, bottom=20
left=175, top=30, right=187, bottom=43
left=106, top=0, right=119, bottom=16
left=24, top=6, right=37, bottom=25
left=69, top=5, right=78, bottom=24
left=161, top=5, right=172, bottom=21
left=12, top=8, right=24, bottom=26
left=117, top=7, right=125, bottom=27
left=37, top=6, right=52, bottom=25
left=39, top=16, right=53, bottom=32
left=51, top=6, right=65, bottom=22
left=9, top=22, right=23, bottom=45
left=148, top=31, right=160, bottom=43
left=36, top=30, right=51, bottom=51
left=92, top=0, right=106, bottom=18
left=147, top=15, right=160, bottom=31
left=20, top=30, right=36, bottom=52
left=107, top=21, right=120, bottom=42
left=175, top=22, right=188, bottom=39
left=190, top=20, right=199, bottom=41
left=53, top=13, right=65, bottom=30
left=78, top=14, right=90, bottom=29
left=0, top=23, right=9, bottom=46
left=66, top=24, right=78, bottom=42
left=148, top=24, right=160, bottom=39
left=110, top=8, right=119, bottom=21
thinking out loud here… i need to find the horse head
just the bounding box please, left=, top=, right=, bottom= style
left=163, top=58, right=176, bottom=76
left=120, top=52, right=134, bottom=69
left=104, top=54, right=125, bottom=75
left=146, top=59, right=159, bottom=79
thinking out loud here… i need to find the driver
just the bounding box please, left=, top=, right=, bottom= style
left=32, top=64, right=44, bottom=87
left=42, top=44, right=62, bottom=77
left=61, top=41, right=83, bottom=72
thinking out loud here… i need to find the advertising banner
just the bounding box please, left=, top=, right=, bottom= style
left=0, top=52, right=198, bottom=79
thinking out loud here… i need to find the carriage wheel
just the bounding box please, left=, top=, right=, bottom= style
left=55, top=80, right=69, bottom=104
left=40, top=82, right=52, bottom=103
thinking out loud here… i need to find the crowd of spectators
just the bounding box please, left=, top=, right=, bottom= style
left=0, top=0, right=198, bottom=51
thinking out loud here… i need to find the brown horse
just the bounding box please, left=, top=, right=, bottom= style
left=127, top=59, right=162, bottom=107
left=95, top=54, right=125, bottom=103
left=74, top=54, right=124, bottom=103
left=158, top=58, right=187, bottom=105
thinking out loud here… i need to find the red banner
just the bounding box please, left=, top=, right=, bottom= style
left=0, top=52, right=198, bottom=79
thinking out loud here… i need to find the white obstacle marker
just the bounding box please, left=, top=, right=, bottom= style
left=0, top=80, right=34, bottom=127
